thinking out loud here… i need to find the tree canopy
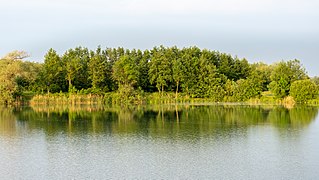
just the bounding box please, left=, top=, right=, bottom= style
left=290, top=80, right=318, bottom=103
left=0, top=51, right=41, bottom=104
left=0, top=46, right=317, bottom=105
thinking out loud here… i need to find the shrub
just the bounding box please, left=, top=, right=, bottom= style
left=290, top=80, right=318, bottom=103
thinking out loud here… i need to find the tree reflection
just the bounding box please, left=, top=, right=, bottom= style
left=0, top=107, right=16, bottom=136
left=0, top=104, right=317, bottom=139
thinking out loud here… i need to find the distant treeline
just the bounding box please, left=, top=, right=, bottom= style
left=0, top=46, right=318, bottom=105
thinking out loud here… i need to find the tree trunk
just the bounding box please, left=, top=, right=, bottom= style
left=157, top=85, right=161, bottom=95
left=162, top=85, right=164, bottom=98
left=176, top=81, right=179, bottom=100
left=68, top=76, right=72, bottom=92
left=186, top=86, right=189, bottom=99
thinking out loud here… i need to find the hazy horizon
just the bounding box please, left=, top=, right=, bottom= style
left=1, top=0, right=318, bottom=76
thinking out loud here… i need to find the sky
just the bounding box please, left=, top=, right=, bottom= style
left=1, top=0, right=318, bottom=76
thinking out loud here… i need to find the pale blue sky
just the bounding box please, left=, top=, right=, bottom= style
left=1, top=0, right=318, bottom=76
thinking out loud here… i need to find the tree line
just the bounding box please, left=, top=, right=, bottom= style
left=0, top=46, right=318, bottom=104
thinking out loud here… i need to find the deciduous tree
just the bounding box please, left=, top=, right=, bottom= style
left=290, top=80, right=318, bottom=103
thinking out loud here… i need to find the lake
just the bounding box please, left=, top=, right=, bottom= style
left=1, top=104, right=319, bottom=179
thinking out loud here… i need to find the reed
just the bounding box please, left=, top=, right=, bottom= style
left=28, top=91, right=319, bottom=108
left=30, top=93, right=105, bottom=105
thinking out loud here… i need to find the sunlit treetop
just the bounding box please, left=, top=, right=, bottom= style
left=1, top=50, right=30, bottom=61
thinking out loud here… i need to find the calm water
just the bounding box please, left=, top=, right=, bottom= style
left=1, top=104, right=319, bottom=179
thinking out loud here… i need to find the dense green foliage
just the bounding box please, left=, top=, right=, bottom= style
left=0, top=51, right=41, bottom=104
left=268, top=60, right=308, bottom=98
left=0, top=46, right=317, bottom=105
left=290, top=80, right=318, bottom=103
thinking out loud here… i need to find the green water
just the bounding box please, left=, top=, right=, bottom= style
left=1, top=104, right=319, bottom=179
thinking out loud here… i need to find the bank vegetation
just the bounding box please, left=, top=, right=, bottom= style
left=1, top=47, right=319, bottom=106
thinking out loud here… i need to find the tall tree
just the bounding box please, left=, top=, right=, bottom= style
left=0, top=51, right=40, bottom=104
left=269, top=59, right=308, bottom=98
left=112, top=55, right=139, bottom=88
left=173, top=57, right=183, bottom=99
left=149, top=46, right=173, bottom=96
left=217, top=54, right=250, bottom=81
left=0, top=59, right=22, bottom=104
left=43, top=48, right=67, bottom=93
left=137, top=50, right=151, bottom=91
left=250, top=62, right=272, bottom=91
left=193, top=55, right=226, bottom=101
left=62, top=47, right=91, bottom=92
left=179, top=47, right=201, bottom=96
left=88, top=46, right=111, bottom=92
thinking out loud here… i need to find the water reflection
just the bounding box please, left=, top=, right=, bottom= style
left=1, top=105, right=319, bottom=179
left=0, top=104, right=317, bottom=139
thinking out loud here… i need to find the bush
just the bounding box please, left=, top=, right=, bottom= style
left=290, top=80, right=318, bottom=103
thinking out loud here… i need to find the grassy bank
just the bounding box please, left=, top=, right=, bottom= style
left=29, top=92, right=223, bottom=105
left=30, top=93, right=105, bottom=105
left=27, top=91, right=315, bottom=108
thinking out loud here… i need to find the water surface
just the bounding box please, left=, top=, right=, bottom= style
left=1, top=105, right=319, bottom=179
